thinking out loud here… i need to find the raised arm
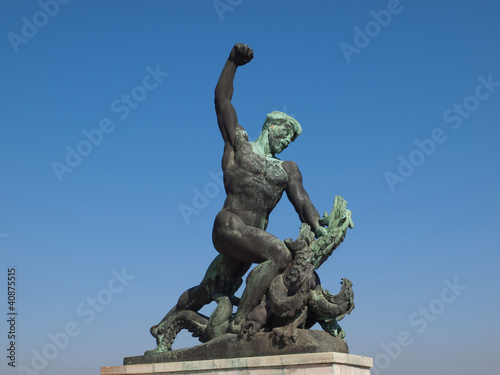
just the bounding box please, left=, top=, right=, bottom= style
left=282, top=161, right=326, bottom=238
left=214, top=43, right=253, bottom=146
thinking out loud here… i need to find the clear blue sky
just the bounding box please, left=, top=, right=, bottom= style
left=1, top=1, right=499, bottom=374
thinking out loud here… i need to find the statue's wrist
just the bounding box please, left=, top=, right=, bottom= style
left=315, top=226, right=327, bottom=238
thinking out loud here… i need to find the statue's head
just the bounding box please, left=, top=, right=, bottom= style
left=262, top=111, right=302, bottom=155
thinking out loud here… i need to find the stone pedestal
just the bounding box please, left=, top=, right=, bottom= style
left=101, top=352, right=373, bottom=374
left=125, top=331, right=349, bottom=365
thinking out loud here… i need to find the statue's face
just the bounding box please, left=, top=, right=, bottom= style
left=268, top=122, right=294, bottom=155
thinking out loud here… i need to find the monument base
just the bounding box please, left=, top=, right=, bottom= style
left=125, top=330, right=348, bottom=365
left=101, top=352, right=373, bottom=374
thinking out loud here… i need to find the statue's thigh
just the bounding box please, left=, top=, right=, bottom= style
left=203, top=254, right=251, bottom=282
left=216, top=220, right=287, bottom=264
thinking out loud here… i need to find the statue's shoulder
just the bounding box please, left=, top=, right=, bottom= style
left=281, top=160, right=299, bottom=173
left=235, top=126, right=248, bottom=140
left=223, top=126, right=248, bottom=156
left=234, top=126, right=250, bottom=150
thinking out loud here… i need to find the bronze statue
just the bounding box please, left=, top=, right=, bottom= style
left=144, top=44, right=354, bottom=357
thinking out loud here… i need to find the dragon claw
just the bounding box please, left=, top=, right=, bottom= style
left=271, top=326, right=298, bottom=345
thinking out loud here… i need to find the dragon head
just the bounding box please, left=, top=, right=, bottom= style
left=311, top=196, right=354, bottom=269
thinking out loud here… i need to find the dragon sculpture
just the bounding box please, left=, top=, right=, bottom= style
left=147, top=196, right=354, bottom=353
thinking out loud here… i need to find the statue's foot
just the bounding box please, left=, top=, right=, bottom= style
left=144, top=342, right=169, bottom=355
left=227, top=320, right=241, bottom=335
left=150, top=325, right=158, bottom=338
left=271, top=325, right=298, bottom=345
left=320, top=319, right=345, bottom=338
left=240, top=319, right=264, bottom=339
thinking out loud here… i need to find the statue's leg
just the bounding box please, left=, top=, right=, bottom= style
left=213, top=211, right=292, bottom=333
left=201, top=254, right=251, bottom=298
left=151, top=254, right=249, bottom=340
left=151, top=284, right=211, bottom=342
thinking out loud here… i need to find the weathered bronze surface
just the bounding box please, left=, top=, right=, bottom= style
left=126, top=331, right=348, bottom=365
left=138, top=44, right=355, bottom=362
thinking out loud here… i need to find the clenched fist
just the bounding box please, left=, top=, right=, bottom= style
left=229, top=43, right=254, bottom=66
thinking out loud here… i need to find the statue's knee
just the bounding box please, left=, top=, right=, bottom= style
left=275, top=247, right=292, bottom=271
left=176, top=289, right=192, bottom=309
left=177, top=285, right=209, bottom=309
left=283, top=249, right=292, bottom=268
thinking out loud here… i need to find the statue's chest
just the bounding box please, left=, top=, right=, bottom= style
left=232, top=137, right=287, bottom=186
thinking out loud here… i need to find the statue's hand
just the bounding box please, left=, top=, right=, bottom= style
left=315, top=226, right=328, bottom=239
left=229, top=43, right=254, bottom=66
left=319, top=212, right=330, bottom=227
